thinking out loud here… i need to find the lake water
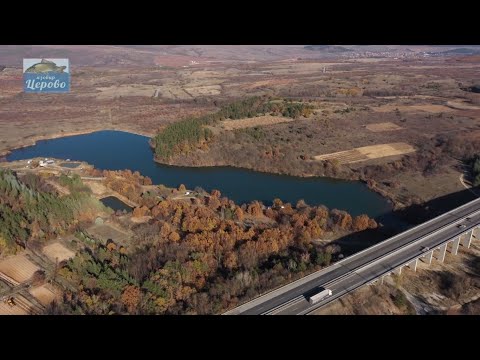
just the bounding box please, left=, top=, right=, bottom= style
left=7, top=130, right=393, bottom=218
left=100, top=196, right=133, bottom=212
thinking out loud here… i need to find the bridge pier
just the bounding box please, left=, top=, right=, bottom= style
left=394, top=267, right=402, bottom=275
left=462, top=230, right=473, bottom=248
left=475, top=226, right=480, bottom=239
left=451, top=237, right=461, bottom=255
left=407, top=259, right=418, bottom=272
left=424, top=251, right=434, bottom=264
left=436, top=244, right=447, bottom=263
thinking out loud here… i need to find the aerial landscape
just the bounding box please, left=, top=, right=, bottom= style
left=1, top=45, right=480, bottom=315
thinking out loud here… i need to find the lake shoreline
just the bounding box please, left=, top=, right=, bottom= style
left=1, top=127, right=399, bottom=212
left=0, top=127, right=153, bottom=160
left=152, top=153, right=400, bottom=210
left=5, top=129, right=394, bottom=216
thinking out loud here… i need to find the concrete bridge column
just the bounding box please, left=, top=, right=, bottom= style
left=436, top=244, right=447, bottom=263
left=462, top=230, right=473, bottom=248
left=394, top=267, right=402, bottom=275
left=380, top=276, right=385, bottom=285
left=451, top=237, right=461, bottom=255
left=424, top=251, right=434, bottom=264
left=408, top=259, right=418, bottom=272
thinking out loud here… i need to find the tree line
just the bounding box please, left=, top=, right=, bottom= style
left=0, top=170, right=105, bottom=254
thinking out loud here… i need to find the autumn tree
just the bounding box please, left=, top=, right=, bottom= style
left=247, top=201, right=263, bottom=217
left=296, top=199, right=308, bottom=209
left=121, top=285, right=142, bottom=313
left=106, top=240, right=117, bottom=251
left=368, top=218, right=378, bottom=229
left=340, top=213, right=353, bottom=230
left=211, top=189, right=221, bottom=198
left=143, top=177, right=153, bottom=186
left=132, top=206, right=150, bottom=218
left=273, top=198, right=283, bottom=208
left=168, top=231, right=181, bottom=242
left=234, top=206, right=244, bottom=221
left=352, top=214, right=370, bottom=232
left=206, top=196, right=221, bottom=211
left=223, top=251, right=238, bottom=270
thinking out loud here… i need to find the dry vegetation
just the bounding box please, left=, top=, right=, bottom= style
left=220, top=115, right=294, bottom=130
left=371, top=104, right=455, bottom=113
left=29, top=283, right=59, bottom=307
left=366, top=122, right=403, bottom=132
left=313, top=143, right=416, bottom=164
left=42, top=242, right=75, bottom=263
left=86, top=223, right=132, bottom=246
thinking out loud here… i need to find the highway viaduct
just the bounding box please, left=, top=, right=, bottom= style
left=224, top=197, right=480, bottom=315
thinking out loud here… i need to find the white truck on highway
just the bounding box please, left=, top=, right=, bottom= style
left=308, top=288, right=333, bottom=305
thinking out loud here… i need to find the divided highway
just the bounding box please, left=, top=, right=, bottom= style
left=224, top=197, right=480, bottom=315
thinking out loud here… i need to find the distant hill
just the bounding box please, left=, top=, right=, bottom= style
left=2, top=45, right=480, bottom=68
left=304, top=45, right=353, bottom=53
left=0, top=45, right=313, bottom=67
left=442, top=48, right=480, bottom=55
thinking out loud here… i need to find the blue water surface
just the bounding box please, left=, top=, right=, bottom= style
left=7, top=130, right=392, bottom=218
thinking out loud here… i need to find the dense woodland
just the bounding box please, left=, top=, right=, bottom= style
left=48, top=183, right=376, bottom=315
left=153, top=96, right=314, bottom=160
left=0, top=170, right=105, bottom=254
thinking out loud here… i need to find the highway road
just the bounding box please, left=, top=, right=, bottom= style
left=225, top=197, right=480, bottom=315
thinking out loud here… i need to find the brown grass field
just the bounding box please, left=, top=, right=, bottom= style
left=446, top=100, right=480, bottom=111
left=220, top=115, right=295, bottom=130
left=0, top=298, right=29, bottom=315
left=87, top=223, right=132, bottom=245
left=366, top=122, right=403, bottom=132
left=0, top=254, right=40, bottom=285
left=313, top=143, right=416, bottom=164
left=29, top=283, right=59, bottom=307
left=42, top=243, right=75, bottom=263
left=371, top=104, right=455, bottom=113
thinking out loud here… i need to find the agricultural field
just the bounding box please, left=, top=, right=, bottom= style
left=220, top=115, right=294, bottom=130
left=371, top=104, right=455, bottom=113
left=42, top=243, right=75, bottom=263
left=29, top=284, right=59, bottom=307
left=366, top=122, right=403, bottom=132
left=0, top=254, right=40, bottom=285
left=313, top=143, right=416, bottom=164
left=86, top=223, right=132, bottom=246
left=0, top=297, right=30, bottom=315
